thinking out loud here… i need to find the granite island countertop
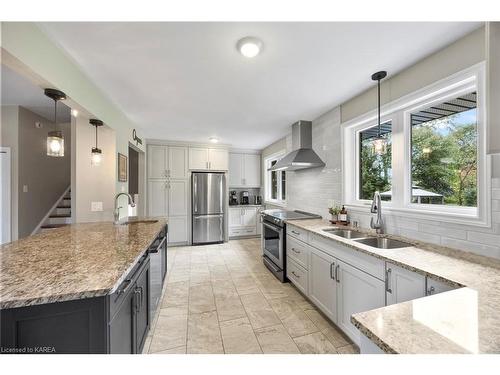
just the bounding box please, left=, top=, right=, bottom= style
left=0, top=217, right=167, bottom=310
left=286, top=219, right=500, bottom=354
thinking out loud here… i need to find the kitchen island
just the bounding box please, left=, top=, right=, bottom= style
left=0, top=217, right=167, bottom=354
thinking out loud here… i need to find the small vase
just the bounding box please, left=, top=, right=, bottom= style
left=330, top=214, right=337, bottom=223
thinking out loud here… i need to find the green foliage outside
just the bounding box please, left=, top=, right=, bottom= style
left=360, top=112, right=477, bottom=207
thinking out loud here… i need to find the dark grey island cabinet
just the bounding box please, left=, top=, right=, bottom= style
left=1, top=253, right=151, bottom=354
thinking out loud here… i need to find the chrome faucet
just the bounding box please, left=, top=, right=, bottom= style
left=370, top=191, right=384, bottom=234
left=114, top=193, right=136, bottom=224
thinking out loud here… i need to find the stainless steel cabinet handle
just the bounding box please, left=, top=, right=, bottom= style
left=427, top=286, right=435, bottom=296
left=385, top=268, right=392, bottom=293
left=335, top=265, right=340, bottom=283
left=165, top=169, right=168, bottom=177
left=291, top=230, right=300, bottom=235
left=291, top=247, right=300, bottom=254
left=330, top=262, right=335, bottom=279
left=291, top=271, right=300, bottom=279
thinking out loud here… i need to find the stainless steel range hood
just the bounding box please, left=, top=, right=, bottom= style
left=268, top=120, right=325, bottom=171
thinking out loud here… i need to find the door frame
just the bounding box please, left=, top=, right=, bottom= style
left=1, top=147, right=12, bottom=244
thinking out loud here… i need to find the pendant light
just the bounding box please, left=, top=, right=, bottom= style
left=89, top=119, right=104, bottom=166
left=44, top=88, right=67, bottom=157
left=371, top=71, right=388, bottom=156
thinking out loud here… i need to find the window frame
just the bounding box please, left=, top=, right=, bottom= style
left=342, top=62, right=491, bottom=227
left=264, top=150, right=287, bottom=206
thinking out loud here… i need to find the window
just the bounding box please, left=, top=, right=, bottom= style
left=410, top=92, right=477, bottom=207
left=343, top=63, right=489, bottom=225
left=265, top=152, right=286, bottom=204
left=359, top=121, right=392, bottom=201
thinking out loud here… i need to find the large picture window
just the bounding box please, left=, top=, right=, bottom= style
left=410, top=92, right=477, bottom=207
left=342, top=64, right=488, bottom=225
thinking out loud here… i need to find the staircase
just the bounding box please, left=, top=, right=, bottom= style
left=39, top=188, right=72, bottom=232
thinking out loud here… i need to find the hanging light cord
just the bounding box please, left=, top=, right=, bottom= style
left=53, top=98, right=58, bottom=131
left=377, top=77, right=381, bottom=137
left=95, top=124, right=98, bottom=148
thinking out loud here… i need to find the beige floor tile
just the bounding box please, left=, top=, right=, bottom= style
left=254, top=324, right=300, bottom=354
left=215, top=296, right=247, bottom=322
left=187, top=311, right=224, bottom=354
left=220, top=317, right=262, bottom=354
left=337, top=344, right=360, bottom=354
left=189, top=282, right=216, bottom=314
left=304, top=308, right=334, bottom=331
left=232, top=276, right=260, bottom=295
left=162, top=281, right=189, bottom=308
left=149, top=314, right=188, bottom=353
left=269, top=299, right=319, bottom=338
left=322, top=326, right=350, bottom=348
left=159, top=305, right=188, bottom=317
left=240, top=292, right=281, bottom=329
left=151, top=346, right=187, bottom=354
left=293, top=332, right=338, bottom=354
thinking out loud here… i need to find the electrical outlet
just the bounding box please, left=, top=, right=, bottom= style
left=91, top=201, right=103, bottom=212
left=121, top=186, right=125, bottom=192
left=23, top=185, right=28, bottom=193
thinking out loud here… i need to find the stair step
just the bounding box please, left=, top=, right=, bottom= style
left=41, top=224, right=69, bottom=229
left=50, top=214, right=71, bottom=218
left=57, top=205, right=71, bottom=209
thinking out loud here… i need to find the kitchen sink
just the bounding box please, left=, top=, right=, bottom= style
left=120, top=220, right=159, bottom=225
left=322, top=228, right=368, bottom=239
left=353, top=237, right=413, bottom=249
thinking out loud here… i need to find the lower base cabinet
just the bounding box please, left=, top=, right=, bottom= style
left=336, top=259, right=385, bottom=343
left=167, top=216, right=188, bottom=244
left=386, top=263, right=426, bottom=306
left=308, top=247, right=337, bottom=322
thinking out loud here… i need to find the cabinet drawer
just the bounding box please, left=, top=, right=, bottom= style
left=229, top=227, right=257, bottom=237
left=310, top=233, right=385, bottom=281
left=286, top=235, right=309, bottom=269
left=287, top=257, right=308, bottom=295
left=287, top=225, right=308, bottom=241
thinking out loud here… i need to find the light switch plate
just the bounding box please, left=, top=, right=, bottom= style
left=91, top=201, right=103, bottom=212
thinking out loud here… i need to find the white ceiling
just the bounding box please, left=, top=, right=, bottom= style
left=38, top=22, right=481, bottom=149
left=1, top=65, right=71, bottom=123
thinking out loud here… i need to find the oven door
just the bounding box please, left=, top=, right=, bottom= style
left=262, top=221, right=284, bottom=269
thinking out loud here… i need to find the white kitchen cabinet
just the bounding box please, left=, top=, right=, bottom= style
left=228, top=153, right=243, bottom=187
left=256, top=207, right=263, bottom=235
left=228, top=152, right=261, bottom=187
left=168, top=180, right=188, bottom=216
left=336, top=258, right=386, bottom=345
left=228, top=206, right=259, bottom=237
left=308, top=246, right=337, bottom=322
left=168, top=216, right=188, bottom=244
left=209, top=148, right=229, bottom=170
left=168, top=146, right=188, bottom=179
left=287, top=256, right=308, bottom=295
left=426, top=277, right=457, bottom=296
left=189, top=147, right=210, bottom=170
left=386, top=263, right=426, bottom=306
left=148, top=145, right=167, bottom=179
left=148, top=180, right=168, bottom=217
left=189, top=147, right=228, bottom=170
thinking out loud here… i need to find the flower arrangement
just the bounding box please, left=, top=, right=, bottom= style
left=328, top=204, right=341, bottom=223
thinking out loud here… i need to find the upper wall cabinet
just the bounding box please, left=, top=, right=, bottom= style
left=147, top=145, right=188, bottom=179
left=228, top=152, right=261, bottom=188
left=188, top=147, right=228, bottom=171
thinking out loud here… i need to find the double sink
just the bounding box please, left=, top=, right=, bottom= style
left=322, top=228, right=412, bottom=249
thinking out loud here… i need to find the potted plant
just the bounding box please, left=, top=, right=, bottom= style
left=328, top=205, right=341, bottom=224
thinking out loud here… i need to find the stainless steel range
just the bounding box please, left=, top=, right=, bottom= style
left=261, top=209, right=321, bottom=282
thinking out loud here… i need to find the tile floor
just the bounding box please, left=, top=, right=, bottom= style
left=143, top=238, right=358, bottom=354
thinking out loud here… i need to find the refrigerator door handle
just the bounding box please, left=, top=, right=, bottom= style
left=193, top=174, right=198, bottom=213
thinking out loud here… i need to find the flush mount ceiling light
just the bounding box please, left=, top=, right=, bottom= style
left=236, top=37, right=263, bottom=58
left=209, top=137, right=219, bottom=143
left=44, top=88, right=67, bottom=157
left=71, top=109, right=79, bottom=117
left=89, top=119, right=104, bottom=166
left=371, top=71, right=388, bottom=156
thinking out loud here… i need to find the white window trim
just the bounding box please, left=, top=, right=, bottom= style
left=342, top=62, right=491, bottom=227
left=264, top=150, right=287, bottom=206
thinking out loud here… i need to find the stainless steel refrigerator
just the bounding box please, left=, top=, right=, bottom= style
left=192, top=172, right=226, bottom=245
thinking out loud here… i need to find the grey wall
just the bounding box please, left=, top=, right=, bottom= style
left=17, top=107, right=71, bottom=238
left=0, top=106, right=20, bottom=240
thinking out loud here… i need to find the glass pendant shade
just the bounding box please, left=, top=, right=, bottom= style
left=47, top=130, right=65, bottom=157
left=91, top=147, right=102, bottom=166
left=371, top=137, right=387, bottom=156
